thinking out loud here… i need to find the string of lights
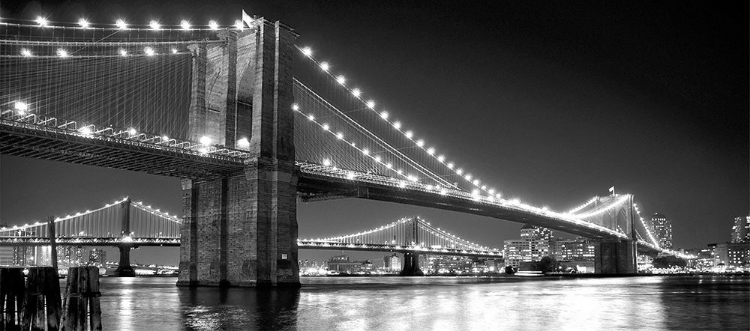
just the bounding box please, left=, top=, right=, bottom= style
left=0, top=16, right=255, bottom=31
left=297, top=45, right=502, bottom=198
left=305, top=217, right=494, bottom=251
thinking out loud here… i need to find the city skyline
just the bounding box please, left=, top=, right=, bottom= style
left=0, top=1, right=747, bottom=265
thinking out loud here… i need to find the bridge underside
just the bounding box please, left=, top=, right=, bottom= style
left=0, top=123, right=244, bottom=179
left=298, top=173, right=620, bottom=240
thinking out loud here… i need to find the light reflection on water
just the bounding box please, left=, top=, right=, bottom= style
left=93, top=276, right=748, bottom=330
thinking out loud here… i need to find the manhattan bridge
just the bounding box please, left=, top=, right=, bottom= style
left=0, top=13, right=682, bottom=286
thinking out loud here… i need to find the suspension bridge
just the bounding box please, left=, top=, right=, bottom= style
left=0, top=13, right=678, bottom=286
left=3, top=198, right=501, bottom=274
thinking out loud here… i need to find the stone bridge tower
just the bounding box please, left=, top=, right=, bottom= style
left=177, top=18, right=299, bottom=287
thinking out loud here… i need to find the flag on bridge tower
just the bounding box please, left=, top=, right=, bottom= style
left=242, top=10, right=254, bottom=27
left=609, top=186, right=615, bottom=196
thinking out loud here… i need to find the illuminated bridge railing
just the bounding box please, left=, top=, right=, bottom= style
left=297, top=240, right=503, bottom=258
left=0, top=237, right=180, bottom=246
left=0, top=110, right=251, bottom=161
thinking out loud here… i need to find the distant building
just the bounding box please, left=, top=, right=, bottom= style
left=326, top=255, right=373, bottom=274
left=0, top=247, right=13, bottom=266
left=58, top=246, right=85, bottom=267
left=520, top=224, right=553, bottom=242
left=554, top=237, right=595, bottom=261
left=503, top=224, right=554, bottom=267
left=88, top=249, right=107, bottom=266
left=650, top=213, right=673, bottom=249
left=715, top=242, right=750, bottom=268
left=731, top=216, right=750, bottom=243
left=426, top=255, right=487, bottom=274
left=384, top=254, right=400, bottom=272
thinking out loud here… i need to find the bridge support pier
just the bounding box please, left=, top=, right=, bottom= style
left=594, top=240, right=637, bottom=274
left=399, top=252, right=424, bottom=276
left=114, top=245, right=135, bottom=277
left=177, top=18, right=300, bottom=287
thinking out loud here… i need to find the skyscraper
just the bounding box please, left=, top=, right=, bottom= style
left=503, top=224, right=553, bottom=267
left=650, top=213, right=673, bottom=249
left=731, top=215, right=750, bottom=243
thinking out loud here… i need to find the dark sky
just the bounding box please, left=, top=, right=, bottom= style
left=1, top=1, right=748, bottom=265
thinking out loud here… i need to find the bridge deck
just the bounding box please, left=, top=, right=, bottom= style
left=0, top=120, right=245, bottom=179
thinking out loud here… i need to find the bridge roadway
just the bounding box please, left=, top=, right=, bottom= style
left=0, top=237, right=180, bottom=247
left=0, top=236, right=659, bottom=256
left=1, top=119, right=660, bottom=254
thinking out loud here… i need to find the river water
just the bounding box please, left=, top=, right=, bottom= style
left=94, top=275, right=748, bottom=330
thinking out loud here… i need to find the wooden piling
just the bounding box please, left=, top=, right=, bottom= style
left=21, top=267, right=62, bottom=331
left=60, top=267, right=101, bottom=331
left=0, top=267, right=25, bottom=329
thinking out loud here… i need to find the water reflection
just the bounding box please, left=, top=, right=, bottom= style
left=93, top=276, right=748, bottom=330
left=179, top=287, right=300, bottom=330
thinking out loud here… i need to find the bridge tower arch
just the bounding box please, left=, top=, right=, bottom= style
left=178, top=18, right=300, bottom=287
left=593, top=196, right=637, bottom=274
left=400, top=217, right=425, bottom=276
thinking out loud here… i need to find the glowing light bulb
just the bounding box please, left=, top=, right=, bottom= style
left=144, top=47, right=155, bottom=56
left=116, top=19, right=127, bottom=29
left=57, top=49, right=68, bottom=57
left=336, top=132, right=344, bottom=139
left=405, top=131, right=413, bottom=139
left=21, top=48, right=32, bottom=57
left=374, top=155, right=382, bottom=162
left=465, top=174, right=472, bottom=181
left=35, top=16, right=47, bottom=27
left=393, top=121, right=401, bottom=129
left=416, top=139, right=425, bottom=147
left=323, top=159, right=331, bottom=166
left=366, top=100, right=375, bottom=109
left=162, top=135, right=169, bottom=142
left=119, top=49, right=127, bottom=56
left=149, top=20, right=160, bottom=30
left=14, top=101, right=28, bottom=111
left=78, top=19, right=90, bottom=28
left=180, top=20, right=190, bottom=30
left=308, top=114, right=315, bottom=121
left=237, top=137, right=249, bottom=148
left=320, top=62, right=329, bottom=71
left=171, top=48, right=178, bottom=54
left=208, top=20, right=219, bottom=30
left=234, top=20, right=243, bottom=30
left=128, top=128, right=137, bottom=135
left=437, top=155, right=445, bottom=162
left=322, top=123, right=329, bottom=131
left=427, top=147, right=435, bottom=155
left=352, top=88, right=361, bottom=97
left=456, top=168, right=463, bottom=175
left=380, top=111, right=389, bottom=119
left=292, top=103, right=299, bottom=111
left=199, top=136, right=211, bottom=146
left=302, top=47, right=312, bottom=57
left=386, top=163, right=392, bottom=169
left=336, top=75, right=346, bottom=85
left=79, top=126, right=92, bottom=136
left=362, top=148, right=369, bottom=155
left=473, top=179, right=479, bottom=186
left=447, top=162, right=454, bottom=169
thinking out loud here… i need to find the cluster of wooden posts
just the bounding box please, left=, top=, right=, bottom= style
left=0, top=266, right=101, bottom=330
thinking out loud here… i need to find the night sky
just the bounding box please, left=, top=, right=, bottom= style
left=1, top=1, right=747, bottom=265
